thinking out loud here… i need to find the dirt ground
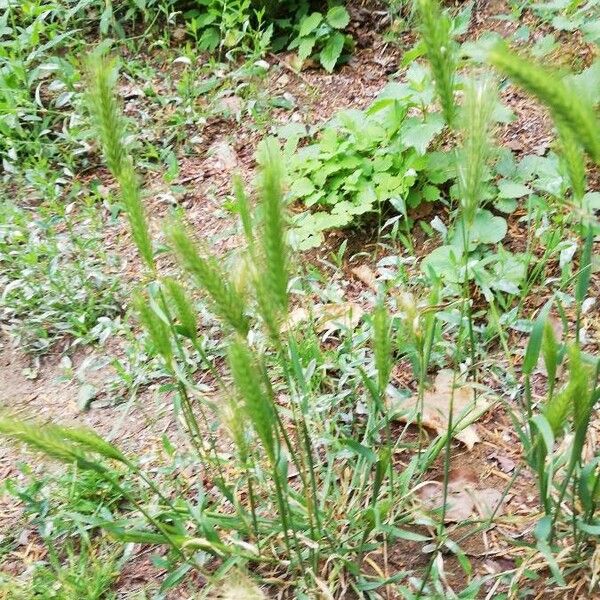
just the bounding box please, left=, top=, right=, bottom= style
left=1, top=0, right=599, bottom=596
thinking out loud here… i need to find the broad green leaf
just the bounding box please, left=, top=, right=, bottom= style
left=498, top=179, right=532, bottom=198
left=582, top=20, right=600, bottom=44
left=400, top=114, right=445, bottom=155
left=77, top=383, right=97, bottom=411
left=290, top=176, right=315, bottom=198
left=453, top=1, right=474, bottom=36
left=299, top=12, right=322, bottom=38
left=326, top=5, right=350, bottom=29
left=532, top=33, right=558, bottom=58
left=320, top=32, right=345, bottom=72
left=422, top=184, right=440, bottom=202
left=420, top=245, right=464, bottom=282
left=298, top=36, right=316, bottom=61
left=199, top=27, right=220, bottom=51
left=577, top=520, right=600, bottom=535
left=583, top=191, right=600, bottom=211
left=452, top=210, right=507, bottom=249
left=494, top=197, right=518, bottom=213
left=194, top=12, right=217, bottom=27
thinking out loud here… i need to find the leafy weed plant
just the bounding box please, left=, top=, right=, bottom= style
left=0, top=201, right=123, bottom=354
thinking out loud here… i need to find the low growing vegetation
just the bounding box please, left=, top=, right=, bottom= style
left=1, top=0, right=599, bottom=598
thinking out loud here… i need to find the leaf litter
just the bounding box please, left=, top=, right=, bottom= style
left=282, top=302, right=364, bottom=333
left=388, top=369, right=494, bottom=450
left=416, top=468, right=505, bottom=523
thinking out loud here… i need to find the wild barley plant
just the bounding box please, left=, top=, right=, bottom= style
left=166, top=222, right=249, bottom=336
left=489, top=42, right=600, bottom=163
left=457, top=78, right=496, bottom=228
left=406, top=79, right=497, bottom=577
left=86, top=53, right=234, bottom=485
left=353, top=300, right=395, bottom=558
left=524, top=323, right=600, bottom=545
left=87, top=50, right=267, bottom=539
left=0, top=417, right=195, bottom=565
left=1, top=48, right=514, bottom=595
left=417, top=0, right=458, bottom=128
left=488, top=42, right=599, bottom=421
left=7, top=50, right=286, bottom=576
left=491, top=45, right=598, bottom=346
left=455, top=78, right=496, bottom=384
left=86, top=53, right=155, bottom=271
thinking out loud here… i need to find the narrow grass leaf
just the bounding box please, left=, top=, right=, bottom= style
left=233, top=174, right=255, bottom=248
left=523, top=301, right=552, bottom=375
left=576, top=226, right=593, bottom=306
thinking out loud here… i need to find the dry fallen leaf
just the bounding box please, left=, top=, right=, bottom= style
left=282, top=306, right=309, bottom=332
left=318, top=303, right=363, bottom=332
left=281, top=303, right=363, bottom=333
left=207, top=138, right=238, bottom=171
left=351, top=265, right=378, bottom=291
left=389, top=370, right=493, bottom=449
left=489, top=452, right=516, bottom=473
left=417, top=469, right=504, bottom=523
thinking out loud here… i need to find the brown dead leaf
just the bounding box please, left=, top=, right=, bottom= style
left=281, top=303, right=363, bottom=333
left=419, top=481, right=474, bottom=522
left=472, top=488, right=504, bottom=519
left=389, top=370, right=493, bottom=449
left=351, top=265, right=378, bottom=291
left=282, top=306, right=309, bottom=332
left=417, top=470, right=504, bottom=523
left=318, top=303, right=363, bottom=332
left=489, top=453, right=516, bottom=473
left=207, top=139, right=237, bottom=171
